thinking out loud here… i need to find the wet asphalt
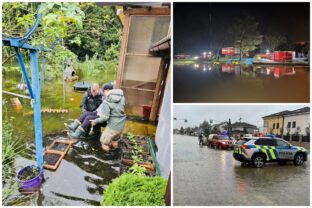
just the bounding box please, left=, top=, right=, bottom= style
left=173, top=135, right=310, bottom=206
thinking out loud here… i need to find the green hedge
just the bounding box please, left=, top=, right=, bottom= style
left=101, top=173, right=167, bottom=206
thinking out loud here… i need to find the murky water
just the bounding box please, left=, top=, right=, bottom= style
left=174, top=63, right=310, bottom=103
left=2, top=71, right=156, bottom=205
left=173, top=135, right=310, bottom=206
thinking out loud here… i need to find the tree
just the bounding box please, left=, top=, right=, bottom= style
left=66, top=3, right=122, bottom=61
left=227, top=15, right=263, bottom=60
left=260, top=33, right=287, bottom=52
left=2, top=3, right=85, bottom=78
left=200, top=120, right=211, bottom=137
left=179, top=127, right=184, bottom=135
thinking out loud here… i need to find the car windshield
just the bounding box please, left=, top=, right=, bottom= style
left=218, top=135, right=229, bottom=140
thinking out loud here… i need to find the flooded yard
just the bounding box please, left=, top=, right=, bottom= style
left=2, top=72, right=156, bottom=205
left=173, top=135, right=310, bottom=206
left=173, top=63, right=310, bottom=103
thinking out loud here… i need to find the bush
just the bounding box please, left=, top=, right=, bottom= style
left=101, top=173, right=167, bottom=206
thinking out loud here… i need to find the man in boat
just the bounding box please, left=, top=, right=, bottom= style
left=80, top=83, right=102, bottom=113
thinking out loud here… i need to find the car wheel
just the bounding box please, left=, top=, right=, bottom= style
left=252, top=154, right=265, bottom=168
left=294, top=153, right=305, bottom=166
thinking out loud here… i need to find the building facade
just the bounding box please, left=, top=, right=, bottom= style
left=262, top=111, right=289, bottom=135
left=262, top=107, right=310, bottom=136
left=283, top=107, right=310, bottom=136
left=231, top=122, right=259, bottom=135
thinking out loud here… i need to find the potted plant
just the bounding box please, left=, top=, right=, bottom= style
left=16, top=165, right=43, bottom=190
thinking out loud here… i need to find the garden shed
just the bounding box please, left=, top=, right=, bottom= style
left=115, top=5, right=171, bottom=122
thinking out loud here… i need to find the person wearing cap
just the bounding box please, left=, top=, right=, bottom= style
left=80, top=83, right=102, bottom=113
left=65, top=83, right=114, bottom=139
left=90, top=88, right=126, bottom=152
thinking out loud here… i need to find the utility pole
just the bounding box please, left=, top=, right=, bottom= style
left=228, top=118, right=232, bottom=136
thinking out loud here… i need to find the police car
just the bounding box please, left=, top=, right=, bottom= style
left=233, top=137, right=308, bottom=168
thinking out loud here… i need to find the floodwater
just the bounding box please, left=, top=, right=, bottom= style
left=173, top=135, right=310, bottom=206
left=2, top=70, right=156, bottom=205
left=174, top=63, right=310, bottom=103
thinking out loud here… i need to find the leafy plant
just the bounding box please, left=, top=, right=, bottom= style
left=127, top=132, right=136, bottom=143
left=131, top=155, right=143, bottom=163
left=101, top=173, right=167, bottom=206
left=2, top=120, right=26, bottom=205
left=132, top=144, right=144, bottom=156
left=128, top=163, right=146, bottom=176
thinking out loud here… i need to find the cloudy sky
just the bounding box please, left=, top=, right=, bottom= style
left=173, top=105, right=309, bottom=129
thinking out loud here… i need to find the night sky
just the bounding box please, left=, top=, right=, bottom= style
left=174, top=2, right=310, bottom=55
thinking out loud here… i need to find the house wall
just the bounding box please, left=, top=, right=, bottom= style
left=263, top=116, right=284, bottom=135
left=283, top=113, right=310, bottom=136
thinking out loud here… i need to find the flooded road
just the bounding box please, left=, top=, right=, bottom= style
left=173, top=135, right=310, bottom=206
left=2, top=71, right=156, bottom=205
left=173, top=64, right=310, bottom=103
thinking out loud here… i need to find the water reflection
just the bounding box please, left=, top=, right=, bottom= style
left=174, top=63, right=309, bottom=102
left=191, top=63, right=297, bottom=79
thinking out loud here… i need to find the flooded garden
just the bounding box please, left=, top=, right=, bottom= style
left=174, top=63, right=309, bottom=103
left=3, top=68, right=158, bottom=205
left=2, top=2, right=170, bottom=206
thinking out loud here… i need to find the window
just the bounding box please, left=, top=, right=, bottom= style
left=276, top=139, right=290, bottom=147
left=255, top=139, right=277, bottom=146
left=287, top=122, right=291, bottom=128
left=292, top=121, right=296, bottom=128
left=273, top=123, right=275, bottom=129
left=255, top=139, right=264, bottom=145
left=276, top=123, right=279, bottom=129
left=267, top=139, right=277, bottom=146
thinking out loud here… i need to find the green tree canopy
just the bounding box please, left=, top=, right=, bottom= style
left=227, top=15, right=263, bottom=59
left=66, top=3, right=122, bottom=61
left=260, top=32, right=287, bottom=52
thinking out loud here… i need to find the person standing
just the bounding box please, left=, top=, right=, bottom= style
left=90, top=88, right=126, bottom=152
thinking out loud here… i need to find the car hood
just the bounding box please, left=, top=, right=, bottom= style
left=291, top=146, right=307, bottom=152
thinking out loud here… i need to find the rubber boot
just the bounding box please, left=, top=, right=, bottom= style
left=68, top=126, right=85, bottom=139
left=64, top=119, right=80, bottom=132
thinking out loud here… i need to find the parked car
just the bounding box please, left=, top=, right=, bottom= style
left=207, top=134, right=235, bottom=150
left=233, top=137, right=308, bottom=168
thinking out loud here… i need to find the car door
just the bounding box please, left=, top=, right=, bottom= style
left=275, top=139, right=294, bottom=160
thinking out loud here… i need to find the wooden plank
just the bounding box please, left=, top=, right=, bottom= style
left=150, top=59, right=165, bottom=122
left=116, top=12, right=130, bottom=88
left=43, top=139, right=76, bottom=171
left=125, top=53, right=154, bottom=57
left=121, top=86, right=155, bottom=92
left=124, top=7, right=170, bottom=16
